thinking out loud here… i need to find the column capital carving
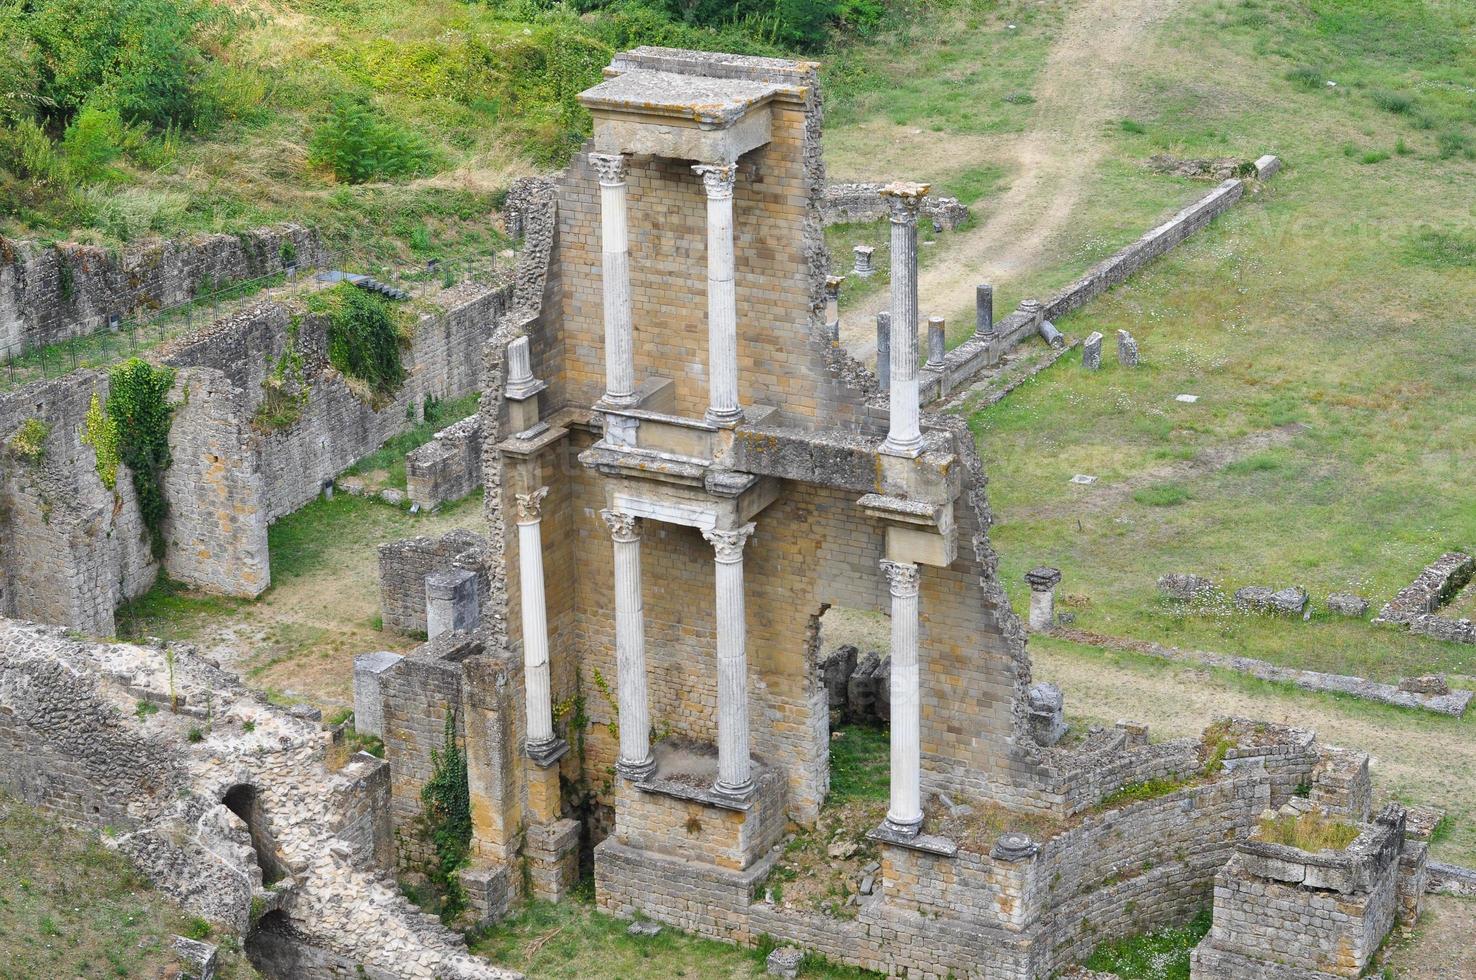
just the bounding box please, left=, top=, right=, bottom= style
left=599, top=508, right=641, bottom=543
left=825, top=275, right=846, bottom=299
left=881, top=559, right=920, bottom=597
left=514, top=486, right=549, bottom=524
left=693, top=163, right=737, bottom=200
left=703, top=523, right=755, bottom=564
left=880, top=180, right=931, bottom=225
left=589, top=152, right=629, bottom=185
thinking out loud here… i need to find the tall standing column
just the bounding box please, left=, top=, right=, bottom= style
left=516, top=487, right=558, bottom=758
left=591, top=153, right=636, bottom=408
left=703, top=523, right=756, bottom=799
left=880, top=182, right=929, bottom=456
left=600, top=509, right=655, bottom=780
left=693, top=164, right=742, bottom=425
left=881, top=559, right=923, bottom=836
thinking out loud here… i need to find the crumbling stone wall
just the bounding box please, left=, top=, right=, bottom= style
left=0, top=225, right=326, bottom=355
left=406, top=415, right=483, bottom=509
left=377, top=529, right=490, bottom=635
left=1376, top=552, right=1476, bottom=645
left=821, top=182, right=970, bottom=230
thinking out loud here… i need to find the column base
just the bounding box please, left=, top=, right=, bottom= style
left=880, top=436, right=924, bottom=458
left=616, top=754, right=657, bottom=782
left=711, top=777, right=755, bottom=804
left=882, top=812, right=923, bottom=838
left=704, top=406, right=745, bottom=427
left=526, top=736, right=570, bottom=769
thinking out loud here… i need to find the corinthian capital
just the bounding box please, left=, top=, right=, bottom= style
left=599, top=508, right=641, bottom=543
left=514, top=486, right=549, bottom=523
left=880, top=181, right=931, bottom=226
left=693, top=163, right=737, bottom=200
left=881, top=559, right=920, bottom=597
left=702, top=523, right=755, bottom=564
left=589, top=152, right=629, bottom=186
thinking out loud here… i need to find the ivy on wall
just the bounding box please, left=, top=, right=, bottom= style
left=418, top=710, right=471, bottom=922
left=106, top=357, right=176, bottom=557
left=307, top=282, right=408, bottom=400
left=81, top=392, right=121, bottom=489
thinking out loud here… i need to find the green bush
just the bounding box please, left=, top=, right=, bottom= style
left=24, top=0, right=233, bottom=129
left=1370, top=90, right=1415, bottom=115
left=60, top=104, right=138, bottom=181
left=310, top=282, right=407, bottom=396
left=106, top=358, right=176, bottom=557
left=308, top=97, right=434, bottom=184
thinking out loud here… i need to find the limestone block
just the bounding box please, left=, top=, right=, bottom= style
left=352, top=651, right=403, bottom=738
left=1158, top=573, right=1216, bottom=601
left=1325, top=592, right=1369, bottom=617
left=172, top=936, right=218, bottom=980
left=425, top=568, right=480, bottom=639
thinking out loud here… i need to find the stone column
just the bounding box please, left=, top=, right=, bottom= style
left=881, top=559, right=923, bottom=836
left=853, top=244, right=875, bottom=278
left=516, top=487, right=559, bottom=762
left=824, top=275, right=845, bottom=343
left=694, top=163, right=742, bottom=425
left=880, top=182, right=929, bottom=456
left=590, top=153, right=636, bottom=408
left=975, top=283, right=994, bottom=338
left=703, top=523, right=757, bottom=799
left=600, top=509, right=655, bottom=780
left=925, top=315, right=946, bottom=371
left=1024, top=567, right=1061, bottom=631
left=876, top=311, right=891, bottom=389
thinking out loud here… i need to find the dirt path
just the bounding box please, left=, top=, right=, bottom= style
left=841, top=0, right=1180, bottom=360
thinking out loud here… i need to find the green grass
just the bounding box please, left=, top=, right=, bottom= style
left=0, top=793, right=259, bottom=980
left=116, top=574, right=248, bottom=642
left=469, top=881, right=879, bottom=979
left=1082, top=908, right=1212, bottom=980
left=342, top=390, right=480, bottom=489
left=826, top=723, right=890, bottom=806
left=269, top=489, right=481, bottom=583
left=1255, top=811, right=1361, bottom=852
left=1096, top=776, right=1191, bottom=810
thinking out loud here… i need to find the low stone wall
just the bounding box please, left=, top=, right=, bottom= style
left=1, top=225, right=327, bottom=355
left=406, top=415, right=483, bottom=509
left=1375, top=552, right=1476, bottom=646
left=923, top=165, right=1277, bottom=403
left=821, top=182, right=970, bottom=230
left=377, top=529, right=490, bottom=635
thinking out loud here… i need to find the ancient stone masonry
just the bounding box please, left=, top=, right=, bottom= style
left=407, top=415, right=484, bottom=510
left=0, top=618, right=516, bottom=980
left=377, top=529, right=491, bottom=635
left=821, top=181, right=970, bottom=230
left=1, top=224, right=326, bottom=354
left=1, top=282, right=505, bottom=635
left=1376, top=551, right=1476, bottom=645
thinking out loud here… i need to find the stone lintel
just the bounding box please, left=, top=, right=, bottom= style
left=858, top=492, right=946, bottom=527
left=867, top=822, right=959, bottom=857
left=603, top=475, right=778, bottom=531
left=583, top=69, right=779, bottom=162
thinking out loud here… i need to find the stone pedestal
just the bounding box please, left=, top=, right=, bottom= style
left=425, top=568, right=479, bottom=639
left=461, top=863, right=515, bottom=926
left=352, top=651, right=403, bottom=737
left=853, top=244, right=875, bottom=277
left=1024, top=566, right=1060, bottom=631
left=527, top=818, right=582, bottom=902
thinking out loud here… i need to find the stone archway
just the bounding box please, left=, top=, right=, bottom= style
left=221, top=783, right=287, bottom=886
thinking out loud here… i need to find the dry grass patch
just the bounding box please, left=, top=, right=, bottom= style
left=1253, top=811, right=1361, bottom=853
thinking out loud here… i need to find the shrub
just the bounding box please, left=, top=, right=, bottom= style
left=8, top=418, right=50, bottom=463
left=106, top=358, right=176, bottom=557
left=1371, top=90, right=1415, bottom=115
left=308, top=97, right=434, bottom=184
left=1358, top=150, right=1390, bottom=165
left=1284, top=65, right=1323, bottom=90
left=309, top=283, right=408, bottom=396
left=60, top=104, right=138, bottom=181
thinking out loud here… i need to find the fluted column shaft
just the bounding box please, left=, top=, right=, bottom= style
left=880, top=183, right=929, bottom=456
left=704, top=524, right=756, bottom=798
left=516, top=488, right=554, bottom=748
left=694, top=164, right=741, bottom=425
left=882, top=559, right=923, bottom=835
left=601, top=509, right=654, bottom=779
left=591, top=153, right=636, bottom=408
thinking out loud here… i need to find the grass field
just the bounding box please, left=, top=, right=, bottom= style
left=0, top=794, right=259, bottom=980
left=972, top=0, right=1476, bottom=683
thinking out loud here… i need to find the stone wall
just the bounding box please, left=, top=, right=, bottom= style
left=377, top=529, right=490, bottom=635
left=406, top=415, right=483, bottom=509
left=0, top=224, right=327, bottom=355
left=1376, top=552, right=1474, bottom=624
left=821, top=182, right=970, bottom=230
left=1, top=283, right=505, bottom=634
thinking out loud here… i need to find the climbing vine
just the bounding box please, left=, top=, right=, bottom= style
left=308, top=282, right=408, bottom=399
left=81, top=392, right=121, bottom=489
left=7, top=417, right=49, bottom=464
left=419, top=710, right=471, bottom=922
left=106, top=358, right=176, bottom=557
left=252, top=316, right=310, bottom=431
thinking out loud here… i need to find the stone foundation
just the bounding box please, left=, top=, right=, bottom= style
left=406, top=414, right=483, bottom=510
left=377, top=529, right=490, bottom=635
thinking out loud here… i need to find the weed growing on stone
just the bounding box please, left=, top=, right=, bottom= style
left=1255, top=811, right=1361, bottom=853
left=1082, top=907, right=1212, bottom=980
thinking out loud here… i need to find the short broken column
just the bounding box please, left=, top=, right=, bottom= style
left=1024, top=566, right=1061, bottom=631
left=824, top=275, right=845, bottom=343
left=875, top=311, right=891, bottom=389
left=880, top=181, right=929, bottom=457
left=925, top=315, right=946, bottom=371
left=1082, top=331, right=1103, bottom=370
left=1117, top=329, right=1140, bottom=367
left=975, top=283, right=995, bottom=338
left=881, top=559, right=922, bottom=836
left=1019, top=297, right=1044, bottom=330
left=852, top=244, right=875, bottom=278
left=426, top=568, right=480, bottom=639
